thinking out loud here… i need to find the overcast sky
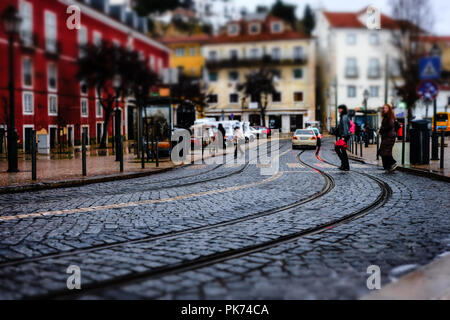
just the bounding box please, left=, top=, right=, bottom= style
left=111, top=0, right=449, bottom=35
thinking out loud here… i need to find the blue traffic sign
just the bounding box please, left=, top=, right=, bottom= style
left=417, top=81, right=439, bottom=100
left=419, top=57, right=441, bottom=80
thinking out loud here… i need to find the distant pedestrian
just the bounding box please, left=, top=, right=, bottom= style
left=234, top=126, right=245, bottom=159
left=335, top=105, right=351, bottom=171
left=379, top=104, right=398, bottom=172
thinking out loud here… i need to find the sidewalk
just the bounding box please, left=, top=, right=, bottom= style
left=347, top=136, right=450, bottom=181
left=0, top=138, right=274, bottom=193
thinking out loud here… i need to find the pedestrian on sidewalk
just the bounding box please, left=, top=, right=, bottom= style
left=234, top=126, right=245, bottom=159
left=218, top=124, right=226, bottom=150
left=379, top=104, right=398, bottom=172
left=335, top=105, right=351, bottom=171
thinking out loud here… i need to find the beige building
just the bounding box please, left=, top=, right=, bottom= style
left=202, top=14, right=316, bottom=133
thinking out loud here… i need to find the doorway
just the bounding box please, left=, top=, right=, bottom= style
left=24, top=127, right=33, bottom=154
left=290, top=115, right=303, bottom=132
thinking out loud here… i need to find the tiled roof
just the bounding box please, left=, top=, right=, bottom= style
left=323, top=11, right=399, bottom=29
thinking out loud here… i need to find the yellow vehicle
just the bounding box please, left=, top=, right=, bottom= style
left=432, top=112, right=450, bottom=134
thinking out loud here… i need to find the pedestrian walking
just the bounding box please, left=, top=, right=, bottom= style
left=234, top=126, right=245, bottom=159
left=335, top=105, right=351, bottom=171
left=379, top=104, right=398, bottom=172
left=218, top=124, right=226, bottom=150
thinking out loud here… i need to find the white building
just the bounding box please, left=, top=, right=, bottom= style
left=313, top=8, right=404, bottom=129
left=194, top=0, right=242, bottom=34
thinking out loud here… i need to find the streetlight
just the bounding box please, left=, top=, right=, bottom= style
left=363, top=89, right=370, bottom=147
left=430, top=44, right=442, bottom=161
left=2, top=6, right=21, bottom=173
left=112, top=74, right=122, bottom=160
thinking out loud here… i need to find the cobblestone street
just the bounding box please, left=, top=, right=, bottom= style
left=0, top=139, right=448, bottom=300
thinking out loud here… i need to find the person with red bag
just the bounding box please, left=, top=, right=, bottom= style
left=335, top=105, right=351, bottom=171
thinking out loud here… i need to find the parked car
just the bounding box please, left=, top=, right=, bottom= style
left=241, top=122, right=256, bottom=143
left=251, top=126, right=270, bottom=138
left=292, top=129, right=318, bottom=150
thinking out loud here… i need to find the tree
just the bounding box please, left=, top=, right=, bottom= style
left=237, top=69, right=277, bottom=127
left=133, top=0, right=193, bottom=16
left=270, top=0, right=297, bottom=28
left=302, top=5, right=315, bottom=35
left=389, top=0, right=434, bottom=129
left=77, top=41, right=159, bottom=149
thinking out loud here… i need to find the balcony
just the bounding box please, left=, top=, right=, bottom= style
left=18, top=32, right=39, bottom=53
left=45, top=39, right=62, bottom=58
left=206, top=54, right=308, bottom=69
left=345, top=68, right=359, bottom=79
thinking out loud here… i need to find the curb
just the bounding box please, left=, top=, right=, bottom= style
left=348, top=155, right=450, bottom=183
left=0, top=165, right=181, bottom=195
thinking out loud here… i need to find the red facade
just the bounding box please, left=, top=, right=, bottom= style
left=0, top=0, right=169, bottom=149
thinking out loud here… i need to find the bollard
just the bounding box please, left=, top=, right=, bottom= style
left=360, top=139, right=363, bottom=157
left=376, top=134, right=380, bottom=161
left=120, top=135, right=124, bottom=172
left=441, top=131, right=445, bottom=169
left=402, top=130, right=406, bottom=166
left=82, top=132, right=87, bottom=177
left=141, top=136, right=145, bottom=169
left=155, top=136, right=159, bottom=168
left=31, top=130, right=37, bottom=181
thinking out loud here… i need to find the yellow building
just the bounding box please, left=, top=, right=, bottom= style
left=202, top=15, right=316, bottom=133
left=160, top=35, right=210, bottom=77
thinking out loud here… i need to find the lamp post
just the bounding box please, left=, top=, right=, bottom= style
left=113, top=74, right=122, bottom=161
left=2, top=6, right=21, bottom=173
left=363, top=89, right=370, bottom=147
left=430, top=44, right=442, bottom=161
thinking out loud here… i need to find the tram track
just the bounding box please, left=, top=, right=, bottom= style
left=25, top=150, right=392, bottom=300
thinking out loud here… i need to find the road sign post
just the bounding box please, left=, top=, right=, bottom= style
left=417, top=80, right=440, bottom=161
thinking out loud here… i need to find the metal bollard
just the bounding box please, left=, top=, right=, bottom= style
left=120, top=135, right=124, bottom=173
left=82, top=132, right=87, bottom=177
left=31, top=130, right=37, bottom=181
left=376, top=134, right=380, bottom=161
left=360, top=139, right=363, bottom=157
left=441, top=131, right=445, bottom=169
left=155, top=136, right=159, bottom=168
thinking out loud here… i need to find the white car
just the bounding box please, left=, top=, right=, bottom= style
left=292, top=129, right=318, bottom=149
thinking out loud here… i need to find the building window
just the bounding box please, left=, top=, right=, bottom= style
left=96, top=100, right=103, bottom=118
left=209, top=71, right=218, bottom=82
left=271, top=22, right=283, bottom=33
left=208, top=50, right=218, bottom=61
left=80, top=81, right=88, bottom=95
left=347, top=86, right=357, bottom=98
left=447, top=96, right=450, bottom=106
left=23, top=92, right=33, bottom=114
left=368, top=58, right=380, bottom=78
left=78, top=26, right=88, bottom=57
left=346, top=33, right=356, bottom=45
left=229, top=49, right=238, bottom=60
left=93, top=31, right=102, bottom=46
left=175, top=48, right=186, bottom=57
left=229, top=93, right=239, bottom=104
left=189, top=47, right=196, bottom=56
left=271, top=47, right=281, bottom=61
left=293, top=68, right=303, bottom=79
left=370, top=86, right=380, bottom=97
left=228, top=24, right=239, bottom=36
left=150, top=55, right=155, bottom=70
left=81, top=98, right=88, bottom=117
left=249, top=23, right=261, bottom=34
left=229, top=71, right=239, bottom=82
left=293, top=46, right=304, bottom=60
left=48, top=64, right=57, bottom=91
left=390, top=58, right=401, bottom=77
left=44, top=11, right=57, bottom=53
left=369, top=33, right=380, bottom=45
left=48, top=95, right=57, bottom=116
left=345, top=57, right=358, bottom=78
left=208, top=94, right=218, bottom=104
left=293, top=92, right=303, bottom=102
left=272, top=92, right=282, bottom=103
left=249, top=48, right=260, bottom=59
left=19, top=1, right=33, bottom=46
left=22, top=58, right=33, bottom=87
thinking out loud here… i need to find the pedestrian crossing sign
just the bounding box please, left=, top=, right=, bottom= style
left=419, top=57, right=441, bottom=80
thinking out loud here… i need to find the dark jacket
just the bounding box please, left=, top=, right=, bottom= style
left=337, top=114, right=350, bottom=139
left=379, top=117, right=396, bottom=157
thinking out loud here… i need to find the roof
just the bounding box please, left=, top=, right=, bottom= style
left=420, top=36, right=450, bottom=43
left=160, top=34, right=211, bottom=45
left=322, top=10, right=399, bottom=30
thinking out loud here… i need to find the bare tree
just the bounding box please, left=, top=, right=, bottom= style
left=389, top=0, right=434, bottom=127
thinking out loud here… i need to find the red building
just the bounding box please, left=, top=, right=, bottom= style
left=0, top=0, right=169, bottom=152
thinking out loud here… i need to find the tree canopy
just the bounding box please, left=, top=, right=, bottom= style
left=270, top=0, right=297, bottom=28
